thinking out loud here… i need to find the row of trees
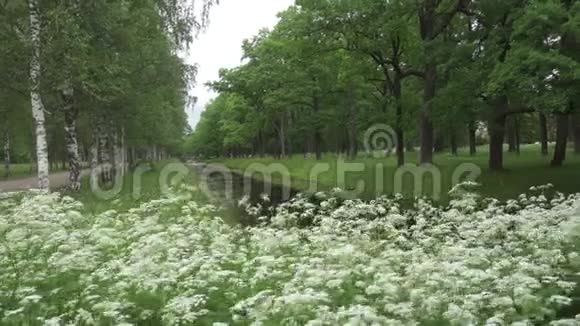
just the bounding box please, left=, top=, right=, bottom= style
left=187, top=0, right=580, bottom=170
left=0, top=0, right=216, bottom=190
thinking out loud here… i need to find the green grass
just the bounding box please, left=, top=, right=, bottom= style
left=64, top=160, right=204, bottom=214
left=0, top=164, right=66, bottom=181
left=216, top=144, right=580, bottom=202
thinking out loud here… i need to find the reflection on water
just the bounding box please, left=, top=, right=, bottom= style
left=190, top=163, right=297, bottom=224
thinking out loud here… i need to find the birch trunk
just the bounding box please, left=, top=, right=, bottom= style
left=62, top=79, right=81, bottom=191
left=111, top=127, right=120, bottom=178
left=97, top=117, right=112, bottom=184
left=28, top=0, right=50, bottom=190
left=3, top=131, right=10, bottom=178
left=112, top=126, right=126, bottom=177
left=90, top=128, right=99, bottom=184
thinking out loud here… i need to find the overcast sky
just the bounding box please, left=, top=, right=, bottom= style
left=185, top=0, right=294, bottom=129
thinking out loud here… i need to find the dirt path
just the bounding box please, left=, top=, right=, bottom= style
left=0, top=170, right=90, bottom=193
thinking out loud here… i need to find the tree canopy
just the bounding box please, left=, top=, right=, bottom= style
left=187, top=0, right=580, bottom=170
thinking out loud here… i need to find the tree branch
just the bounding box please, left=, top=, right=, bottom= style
left=401, top=68, right=425, bottom=79
left=433, top=0, right=472, bottom=39
left=501, top=107, right=536, bottom=118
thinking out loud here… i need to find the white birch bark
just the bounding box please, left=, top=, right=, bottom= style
left=97, top=117, right=112, bottom=184
left=90, top=128, right=99, bottom=185
left=112, top=126, right=124, bottom=177
left=62, top=78, right=81, bottom=191
left=28, top=0, right=50, bottom=190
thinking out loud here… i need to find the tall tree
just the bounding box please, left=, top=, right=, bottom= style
left=27, top=0, right=50, bottom=190
left=415, top=0, right=471, bottom=164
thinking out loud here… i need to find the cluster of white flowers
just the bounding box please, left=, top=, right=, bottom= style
left=1, top=185, right=580, bottom=325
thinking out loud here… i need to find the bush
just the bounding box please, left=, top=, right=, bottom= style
left=1, top=185, right=579, bottom=325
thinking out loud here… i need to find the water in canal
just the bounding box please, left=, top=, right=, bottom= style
left=190, top=163, right=298, bottom=224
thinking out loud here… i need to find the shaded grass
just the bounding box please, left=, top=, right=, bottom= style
left=64, top=160, right=204, bottom=214
left=216, top=144, right=580, bottom=202
left=0, top=164, right=67, bottom=181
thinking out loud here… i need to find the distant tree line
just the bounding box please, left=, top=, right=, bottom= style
left=187, top=0, right=580, bottom=170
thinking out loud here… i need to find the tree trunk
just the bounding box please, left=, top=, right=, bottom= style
left=130, top=147, right=137, bottom=169
left=90, top=128, right=99, bottom=185
left=551, top=112, right=570, bottom=167
left=120, top=127, right=126, bottom=174
left=514, top=116, right=521, bottom=154
left=539, top=113, right=549, bottom=156
left=489, top=95, right=508, bottom=171
left=257, top=131, right=265, bottom=157
left=278, top=115, right=286, bottom=158
left=420, top=62, right=436, bottom=164
left=97, top=117, right=113, bottom=184
left=3, top=131, right=10, bottom=178
left=507, top=116, right=517, bottom=153
left=572, top=111, right=580, bottom=154
left=393, top=74, right=405, bottom=167
left=313, top=95, right=322, bottom=160
left=434, top=134, right=445, bottom=153
left=468, top=121, right=477, bottom=156
left=111, top=126, right=126, bottom=177
left=28, top=0, right=50, bottom=190
left=406, top=141, right=415, bottom=152
left=347, top=82, right=358, bottom=160
left=78, top=142, right=85, bottom=163
left=111, top=128, right=120, bottom=178
left=127, top=146, right=134, bottom=169
left=62, top=79, right=81, bottom=191
left=450, top=131, right=458, bottom=156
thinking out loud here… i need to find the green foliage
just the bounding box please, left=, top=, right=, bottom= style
left=187, top=0, right=580, bottom=165
left=0, top=0, right=215, bottom=168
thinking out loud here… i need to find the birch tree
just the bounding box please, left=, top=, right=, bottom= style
left=61, top=79, right=81, bottom=190
left=28, top=0, right=50, bottom=190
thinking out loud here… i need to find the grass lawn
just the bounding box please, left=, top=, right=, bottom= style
left=216, top=144, right=580, bottom=202
left=64, top=160, right=204, bottom=214
left=0, top=164, right=66, bottom=181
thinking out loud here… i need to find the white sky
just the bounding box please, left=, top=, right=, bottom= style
left=185, top=0, right=295, bottom=129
